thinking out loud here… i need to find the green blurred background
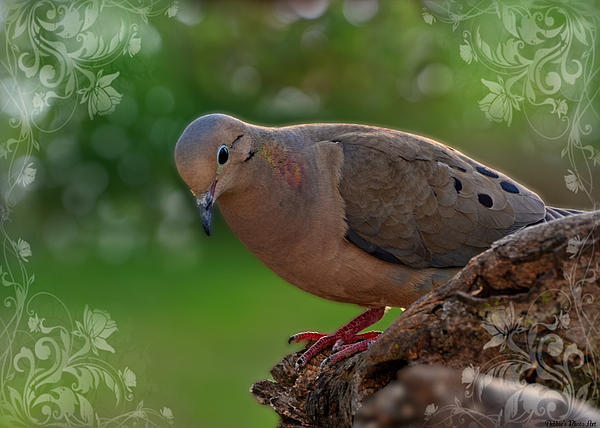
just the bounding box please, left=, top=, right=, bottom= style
left=6, top=0, right=598, bottom=426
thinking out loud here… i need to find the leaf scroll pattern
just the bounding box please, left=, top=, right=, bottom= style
left=422, top=1, right=599, bottom=425
left=0, top=0, right=179, bottom=426
left=424, top=0, right=599, bottom=203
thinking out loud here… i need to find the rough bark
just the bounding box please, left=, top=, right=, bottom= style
left=251, top=212, right=600, bottom=427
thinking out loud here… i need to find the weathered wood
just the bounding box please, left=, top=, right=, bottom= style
left=353, top=365, right=600, bottom=428
left=251, top=212, right=600, bottom=427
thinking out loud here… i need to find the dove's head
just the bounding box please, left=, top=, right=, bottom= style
left=175, top=113, right=257, bottom=236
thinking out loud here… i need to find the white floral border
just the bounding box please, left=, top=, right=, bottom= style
left=423, top=0, right=599, bottom=202
left=422, top=0, right=600, bottom=425
left=0, top=1, right=178, bottom=426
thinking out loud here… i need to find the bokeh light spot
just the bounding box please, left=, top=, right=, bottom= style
left=90, top=124, right=130, bottom=159
left=146, top=86, right=175, bottom=116
left=343, top=0, right=378, bottom=26
left=417, top=63, right=454, bottom=97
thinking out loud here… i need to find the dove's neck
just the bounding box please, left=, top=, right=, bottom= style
left=216, top=146, right=320, bottom=259
left=215, top=133, right=348, bottom=288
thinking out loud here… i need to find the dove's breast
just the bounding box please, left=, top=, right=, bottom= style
left=215, top=136, right=444, bottom=307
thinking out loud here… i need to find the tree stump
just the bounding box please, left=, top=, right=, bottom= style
left=251, top=212, right=600, bottom=427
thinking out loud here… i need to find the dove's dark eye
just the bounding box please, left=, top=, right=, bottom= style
left=217, top=145, right=229, bottom=165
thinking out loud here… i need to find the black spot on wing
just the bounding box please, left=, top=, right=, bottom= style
left=345, top=228, right=402, bottom=264
left=476, top=166, right=499, bottom=178
left=478, top=193, right=493, bottom=207
left=500, top=180, right=519, bottom=193
left=453, top=177, right=462, bottom=193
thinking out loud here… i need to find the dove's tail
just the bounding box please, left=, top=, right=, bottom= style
left=543, top=206, right=585, bottom=223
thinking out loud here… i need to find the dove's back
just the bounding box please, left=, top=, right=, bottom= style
left=320, top=126, right=549, bottom=268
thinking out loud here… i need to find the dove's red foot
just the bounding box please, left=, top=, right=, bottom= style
left=320, top=338, right=377, bottom=369
left=290, top=307, right=386, bottom=371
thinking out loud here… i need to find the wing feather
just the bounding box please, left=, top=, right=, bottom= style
left=336, top=130, right=545, bottom=268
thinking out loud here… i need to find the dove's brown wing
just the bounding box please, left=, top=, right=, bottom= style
left=336, top=130, right=545, bottom=268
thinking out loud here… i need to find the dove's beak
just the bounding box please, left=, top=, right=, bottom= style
left=196, top=180, right=217, bottom=236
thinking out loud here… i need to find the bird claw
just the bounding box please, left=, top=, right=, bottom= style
left=288, top=331, right=327, bottom=344
left=319, top=356, right=331, bottom=371
left=332, top=339, right=345, bottom=353
left=289, top=307, right=386, bottom=371
left=292, top=332, right=382, bottom=371
left=322, top=339, right=376, bottom=369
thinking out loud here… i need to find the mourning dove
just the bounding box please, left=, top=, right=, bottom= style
left=174, top=114, right=582, bottom=369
